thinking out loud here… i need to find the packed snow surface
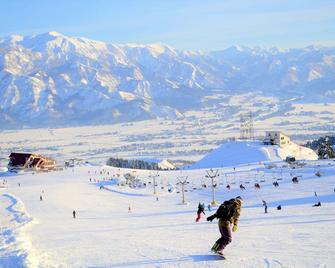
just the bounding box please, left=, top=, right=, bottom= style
left=0, top=158, right=335, bottom=267
left=192, top=141, right=318, bottom=169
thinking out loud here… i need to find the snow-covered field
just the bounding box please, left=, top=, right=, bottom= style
left=1, top=159, right=335, bottom=267
left=0, top=108, right=333, bottom=168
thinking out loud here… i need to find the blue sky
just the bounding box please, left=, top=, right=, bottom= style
left=1, top=0, right=335, bottom=50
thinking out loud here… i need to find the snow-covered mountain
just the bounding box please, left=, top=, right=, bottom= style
left=1, top=32, right=335, bottom=128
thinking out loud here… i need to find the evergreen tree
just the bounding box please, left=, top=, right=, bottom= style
left=317, top=136, right=335, bottom=159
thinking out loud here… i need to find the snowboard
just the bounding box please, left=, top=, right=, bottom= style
left=210, top=250, right=226, bottom=259
left=214, top=252, right=226, bottom=259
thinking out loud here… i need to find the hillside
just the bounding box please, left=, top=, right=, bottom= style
left=192, top=140, right=318, bottom=169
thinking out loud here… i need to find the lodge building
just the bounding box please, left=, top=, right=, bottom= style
left=8, top=153, right=56, bottom=171
left=263, top=131, right=291, bottom=147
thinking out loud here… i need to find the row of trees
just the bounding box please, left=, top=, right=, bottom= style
left=106, top=157, right=163, bottom=170
left=306, top=136, right=335, bottom=159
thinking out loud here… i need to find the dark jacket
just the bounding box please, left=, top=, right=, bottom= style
left=207, top=198, right=242, bottom=227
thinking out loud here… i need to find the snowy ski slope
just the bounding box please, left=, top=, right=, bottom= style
left=0, top=159, right=335, bottom=267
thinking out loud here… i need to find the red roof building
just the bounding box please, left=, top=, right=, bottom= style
left=8, top=153, right=56, bottom=171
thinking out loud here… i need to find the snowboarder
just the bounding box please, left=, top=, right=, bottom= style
left=262, top=200, right=268, bottom=213
left=73, top=210, right=76, bottom=218
left=207, top=196, right=242, bottom=256
left=196, top=202, right=206, bottom=222
left=313, top=202, right=321, bottom=207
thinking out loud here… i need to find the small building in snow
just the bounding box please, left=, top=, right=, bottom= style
left=263, top=131, right=291, bottom=147
left=8, top=153, right=56, bottom=171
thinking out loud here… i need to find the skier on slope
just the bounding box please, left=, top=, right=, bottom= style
left=195, top=202, right=206, bottom=222
left=207, top=196, right=242, bottom=256
left=262, top=200, right=268, bottom=213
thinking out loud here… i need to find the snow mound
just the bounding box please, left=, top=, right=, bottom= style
left=157, top=159, right=175, bottom=170
left=277, top=142, right=318, bottom=161
left=0, top=167, right=8, bottom=172
left=192, top=141, right=274, bottom=169
left=191, top=140, right=318, bottom=169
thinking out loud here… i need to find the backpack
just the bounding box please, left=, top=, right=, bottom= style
left=216, top=199, right=237, bottom=221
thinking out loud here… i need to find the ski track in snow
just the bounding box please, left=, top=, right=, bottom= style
left=0, top=194, right=33, bottom=268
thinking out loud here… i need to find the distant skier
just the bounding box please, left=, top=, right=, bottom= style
left=207, top=204, right=212, bottom=211
left=73, top=210, right=76, bottom=218
left=292, top=177, right=299, bottom=184
left=262, top=200, right=268, bottom=213
left=40, top=195, right=43, bottom=201
left=207, top=196, right=242, bottom=256
left=273, top=181, right=279, bottom=187
left=196, top=203, right=206, bottom=222
left=277, top=205, right=282, bottom=210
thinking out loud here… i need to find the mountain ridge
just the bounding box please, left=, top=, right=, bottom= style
left=0, top=32, right=335, bottom=129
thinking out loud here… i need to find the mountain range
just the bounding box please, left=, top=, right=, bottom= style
left=0, top=31, right=334, bottom=129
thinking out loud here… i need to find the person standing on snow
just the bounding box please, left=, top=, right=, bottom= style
left=207, top=196, right=242, bottom=256
left=262, top=200, right=268, bottom=213
left=195, top=202, right=206, bottom=222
